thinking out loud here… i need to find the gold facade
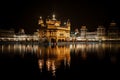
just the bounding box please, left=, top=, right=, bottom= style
left=38, top=14, right=71, bottom=43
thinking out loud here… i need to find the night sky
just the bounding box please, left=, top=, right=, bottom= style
left=0, top=0, right=119, bottom=33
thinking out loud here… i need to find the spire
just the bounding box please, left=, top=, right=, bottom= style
left=67, top=19, right=70, bottom=24
left=52, top=14, right=56, bottom=20
left=67, top=19, right=70, bottom=22
left=67, top=19, right=70, bottom=26
left=38, top=16, right=44, bottom=26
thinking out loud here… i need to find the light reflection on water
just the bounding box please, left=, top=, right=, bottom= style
left=37, top=45, right=70, bottom=76
left=0, top=42, right=120, bottom=77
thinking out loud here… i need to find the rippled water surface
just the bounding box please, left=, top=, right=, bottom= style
left=0, top=42, right=120, bottom=80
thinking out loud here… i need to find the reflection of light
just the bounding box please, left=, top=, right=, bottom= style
left=64, top=56, right=71, bottom=68
left=51, top=61, right=56, bottom=76
left=31, top=45, right=33, bottom=53
left=2, top=45, right=4, bottom=53
left=81, top=52, right=87, bottom=60
left=14, top=44, right=16, bottom=53
left=64, top=58, right=67, bottom=67
left=40, top=49, right=41, bottom=55
left=67, top=57, right=71, bottom=67
left=19, top=44, right=21, bottom=53
left=26, top=45, right=33, bottom=53
left=42, top=48, right=71, bottom=76
left=8, top=44, right=10, bottom=53
left=38, top=59, right=44, bottom=72
left=46, top=60, right=51, bottom=71
left=14, top=44, right=20, bottom=53
left=70, top=44, right=76, bottom=52
left=22, top=45, right=26, bottom=53
left=33, top=45, right=38, bottom=53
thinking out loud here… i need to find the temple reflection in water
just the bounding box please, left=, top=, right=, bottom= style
left=0, top=42, right=120, bottom=76
left=37, top=45, right=70, bottom=76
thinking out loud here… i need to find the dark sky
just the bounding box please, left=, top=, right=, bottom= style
left=0, top=0, right=119, bottom=33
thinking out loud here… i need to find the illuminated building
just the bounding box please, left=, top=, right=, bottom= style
left=0, top=19, right=119, bottom=42
left=107, top=21, right=119, bottom=39
left=80, top=25, right=87, bottom=39
left=38, top=14, right=71, bottom=43
left=0, top=28, right=39, bottom=42
left=75, top=25, right=106, bottom=41
left=97, top=25, right=106, bottom=40
left=0, top=29, right=15, bottom=41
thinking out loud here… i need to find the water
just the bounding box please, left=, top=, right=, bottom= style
left=0, top=42, right=120, bottom=79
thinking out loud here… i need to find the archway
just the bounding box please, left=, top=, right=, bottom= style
left=51, top=38, right=56, bottom=43
left=62, top=39, right=64, bottom=42
left=58, top=39, right=62, bottom=42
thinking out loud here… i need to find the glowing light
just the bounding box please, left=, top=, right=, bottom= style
left=40, top=16, right=42, bottom=19
left=46, top=60, right=51, bottom=71
left=55, top=23, right=60, bottom=26
left=51, top=61, right=56, bottom=76
left=38, top=60, right=44, bottom=72
left=64, top=22, right=66, bottom=25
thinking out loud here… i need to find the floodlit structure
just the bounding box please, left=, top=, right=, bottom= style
left=38, top=14, right=71, bottom=43
left=0, top=18, right=119, bottom=42
left=72, top=25, right=106, bottom=42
